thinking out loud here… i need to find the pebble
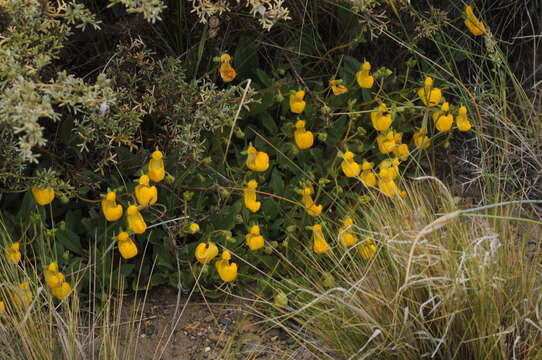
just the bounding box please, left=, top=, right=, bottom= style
left=204, top=346, right=211, bottom=352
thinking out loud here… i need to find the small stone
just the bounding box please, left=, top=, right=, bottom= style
left=218, top=317, right=231, bottom=326
left=204, top=346, right=211, bottom=353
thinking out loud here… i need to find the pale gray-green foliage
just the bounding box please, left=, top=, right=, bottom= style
left=0, top=0, right=251, bottom=187
left=0, top=0, right=103, bottom=182
left=105, top=39, right=255, bottom=163
left=109, top=0, right=166, bottom=23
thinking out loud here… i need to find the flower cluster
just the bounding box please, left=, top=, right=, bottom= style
left=98, top=150, right=168, bottom=259
left=44, top=262, right=72, bottom=300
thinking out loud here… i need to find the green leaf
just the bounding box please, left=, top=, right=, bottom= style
left=270, top=169, right=285, bottom=194
left=56, top=229, right=84, bottom=255
left=260, top=112, right=279, bottom=134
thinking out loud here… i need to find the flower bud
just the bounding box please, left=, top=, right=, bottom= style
left=165, top=174, right=175, bottom=184
left=317, top=132, right=328, bottom=142
left=286, top=225, right=296, bottom=233
left=183, top=191, right=194, bottom=201
left=274, top=290, right=288, bottom=307
left=234, top=127, right=245, bottom=139
left=235, top=214, right=243, bottom=224
left=322, top=272, right=335, bottom=288
left=59, top=194, right=70, bottom=204
left=201, top=157, right=212, bottom=165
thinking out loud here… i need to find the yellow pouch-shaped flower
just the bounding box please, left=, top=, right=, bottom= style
left=341, top=152, right=361, bottom=178
left=135, top=175, right=158, bottom=206
left=246, top=145, right=269, bottom=172
left=433, top=102, right=453, bottom=132
left=413, top=129, right=431, bottom=149
left=329, top=79, right=348, bottom=95
left=393, top=143, right=410, bottom=161
left=243, top=180, right=261, bottom=213
left=245, top=225, right=265, bottom=251
left=418, top=77, right=442, bottom=107
left=118, top=232, right=138, bottom=259
left=126, top=205, right=147, bottom=234
left=5, top=242, right=21, bottom=264
left=360, top=160, right=377, bottom=187
left=456, top=106, right=472, bottom=132
left=356, top=61, right=374, bottom=88
left=102, top=191, right=123, bottom=221
left=219, top=54, right=237, bottom=82
left=294, top=120, right=314, bottom=150
left=215, top=250, right=238, bottom=282
left=464, top=5, right=486, bottom=36
left=52, top=281, right=72, bottom=300
left=148, top=150, right=165, bottom=182
left=376, top=133, right=396, bottom=154
left=31, top=186, right=55, bottom=206
left=195, top=242, right=219, bottom=264
left=17, top=282, right=32, bottom=306
left=339, top=218, right=358, bottom=247
left=289, top=90, right=306, bottom=114
left=301, top=188, right=323, bottom=217
left=359, top=238, right=377, bottom=259
left=312, top=224, right=330, bottom=254
left=371, top=103, right=392, bottom=132
left=44, top=262, right=63, bottom=289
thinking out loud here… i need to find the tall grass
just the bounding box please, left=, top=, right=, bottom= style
left=0, top=223, right=145, bottom=360
left=250, top=179, right=542, bottom=359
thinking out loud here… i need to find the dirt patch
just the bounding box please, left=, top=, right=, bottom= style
left=120, top=286, right=319, bottom=360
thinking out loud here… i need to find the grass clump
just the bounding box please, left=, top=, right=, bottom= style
left=253, top=179, right=542, bottom=359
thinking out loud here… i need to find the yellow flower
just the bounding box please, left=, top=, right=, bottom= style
left=301, top=187, right=323, bottom=217
left=393, top=143, right=410, bottom=161
left=220, top=53, right=232, bottom=62
left=215, top=250, right=238, bottom=282
left=356, top=61, right=374, bottom=88
left=244, top=180, right=261, bottom=213
left=376, top=132, right=397, bottom=154
left=101, top=191, right=123, bottom=222
left=289, top=90, right=306, bottom=114
left=246, top=145, right=270, bottom=172
left=44, top=262, right=63, bottom=288
left=148, top=150, right=165, bottom=182
left=329, top=79, right=348, bottom=95
left=219, top=54, right=236, bottom=82
left=31, top=186, right=55, bottom=206
left=195, top=242, right=219, bottom=264
left=339, top=218, right=358, bottom=247
left=341, top=151, right=361, bottom=178
left=359, top=238, right=377, bottom=259
left=294, top=120, right=314, bottom=150
left=456, top=106, right=472, bottom=132
left=117, top=232, right=138, bottom=259
left=360, top=161, right=377, bottom=187
left=464, top=5, right=486, bottom=36
left=17, top=282, right=32, bottom=306
left=5, top=242, right=21, bottom=264
left=379, top=158, right=400, bottom=180
left=51, top=281, right=72, bottom=300
left=188, top=223, right=200, bottom=234
left=135, top=175, right=158, bottom=206
left=126, top=205, right=147, bottom=234
left=371, top=103, right=393, bottom=132
left=432, top=102, right=453, bottom=132
left=418, top=77, right=442, bottom=107
left=0, top=301, right=5, bottom=316
left=312, top=224, right=330, bottom=254
left=413, top=129, right=431, bottom=149
left=245, top=225, right=265, bottom=251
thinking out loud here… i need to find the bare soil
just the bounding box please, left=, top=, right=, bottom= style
left=121, top=286, right=319, bottom=360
